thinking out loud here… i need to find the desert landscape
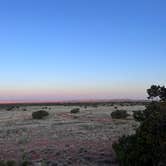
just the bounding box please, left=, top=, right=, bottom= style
left=1, top=0, right=165, bottom=165
left=0, top=102, right=145, bottom=165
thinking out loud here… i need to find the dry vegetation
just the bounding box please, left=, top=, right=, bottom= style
left=0, top=102, right=145, bottom=165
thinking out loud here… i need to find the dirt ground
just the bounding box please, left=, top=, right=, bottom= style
left=0, top=104, right=145, bottom=165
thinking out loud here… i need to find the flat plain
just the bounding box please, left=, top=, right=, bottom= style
left=0, top=103, right=145, bottom=166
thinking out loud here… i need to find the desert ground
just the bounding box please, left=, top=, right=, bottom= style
left=0, top=103, right=145, bottom=166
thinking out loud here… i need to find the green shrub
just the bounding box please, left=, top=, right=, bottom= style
left=70, top=108, right=80, bottom=114
left=92, top=104, right=98, bottom=108
left=133, top=102, right=162, bottom=122
left=6, top=106, right=15, bottom=111
left=21, top=161, right=32, bottom=166
left=0, top=161, right=6, bottom=166
left=0, top=160, right=17, bottom=166
left=32, top=110, right=49, bottom=119
left=113, top=102, right=166, bottom=166
left=111, top=110, right=129, bottom=119
left=113, top=135, right=137, bottom=166
left=133, top=111, right=145, bottom=121
left=6, top=161, right=16, bottom=166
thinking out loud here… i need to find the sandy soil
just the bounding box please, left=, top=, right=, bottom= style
left=0, top=104, right=145, bottom=165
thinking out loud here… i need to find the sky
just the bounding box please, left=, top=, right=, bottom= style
left=0, top=0, right=166, bottom=102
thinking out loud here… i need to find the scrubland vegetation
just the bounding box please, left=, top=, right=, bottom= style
left=111, top=110, right=129, bottom=119
left=32, top=110, right=49, bottom=119
left=70, top=108, right=80, bottom=114
left=113, top=85, right=166, bottom=166
left=0, top=85, right=164, bottom=165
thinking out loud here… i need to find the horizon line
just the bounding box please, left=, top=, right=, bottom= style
left=0, top=98, right=148, bottom=105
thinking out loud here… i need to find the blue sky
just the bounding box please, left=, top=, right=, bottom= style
left=0, top=0, right=166, bottom=101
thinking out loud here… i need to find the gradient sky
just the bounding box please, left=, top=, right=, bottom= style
left=0, top=0, right=166, bottom=102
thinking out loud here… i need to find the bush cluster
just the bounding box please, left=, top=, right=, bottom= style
left=0, top=160, right=16, bottom=166
left=133, top=110, right=145, bottom=121
left=113, top=85, right=166, bottom=166
left=111, top=110, right=129, bottom=119
left=32, top=110, right=49, bottom=119
left=6, top=106, right=15, bottom=111
left=113, top=98, right=166, bottom=165
left=0, top=160, right=31, bottom=166
left=70, top=108, right=80, bottom=114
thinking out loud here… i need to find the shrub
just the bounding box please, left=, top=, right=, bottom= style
left=92, top=104, right=98, bottom=108
left=113, top=102, right=166, bottom=166
left=6, top=161, right=16, bottom=166
left=0, top=161, right=6, bottom=166
left=133, top=102, right=161, bottom=122
left=21, top=161, right=32, bottom=166
left=32, top=110, right=49, bottom=119
left=0, top=160, right=17, bottom=166
left=70, top=108, right=80, bottom=114
left=111, top=110, right=129, bottom=119
left=113, top=135, right=137, bottom=166
left=6, top=106, right=15, bottom=111
left=133, top=111, right=145, bottom=121
left=113, top=86, right=166, bottom=165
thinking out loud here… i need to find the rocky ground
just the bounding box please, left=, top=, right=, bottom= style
left=0, top=104, right=145, bottom=165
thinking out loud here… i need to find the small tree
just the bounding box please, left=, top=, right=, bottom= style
left=159, top=86, right=166, bottom=101
left=113, top=85, right=166, bottom=166
left=147, top=85, right=166, bottom=101
left=147, top=85, right=160, bottom=100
